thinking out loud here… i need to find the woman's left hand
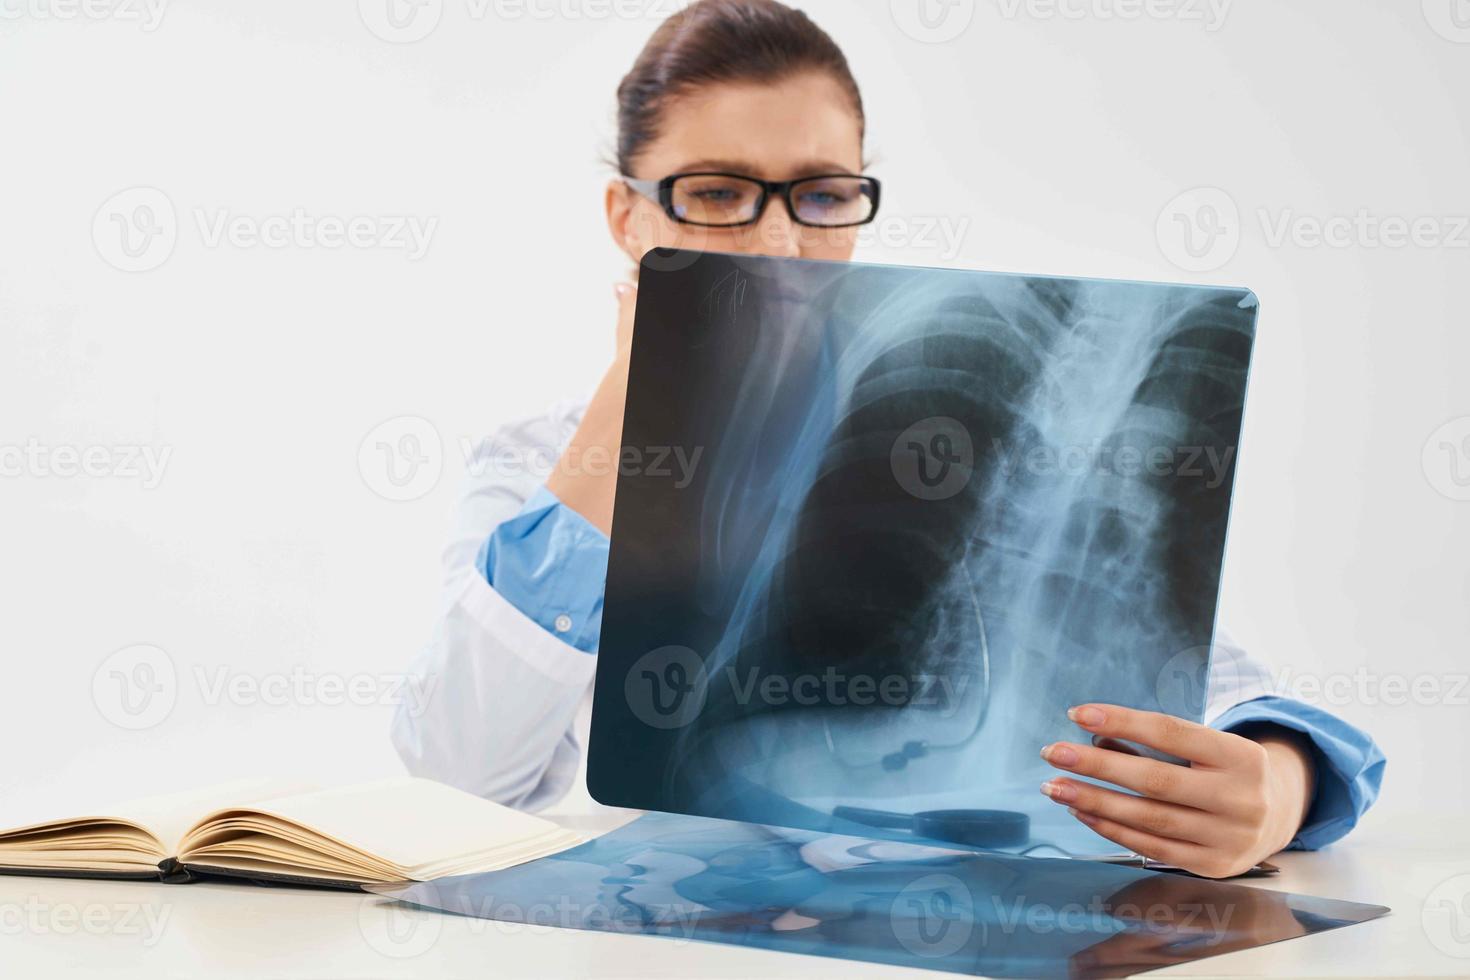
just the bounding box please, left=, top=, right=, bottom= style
left=1040, top=704, right=1315, bottom=879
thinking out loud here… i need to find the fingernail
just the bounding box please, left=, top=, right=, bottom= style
left=1041, top=743, right=1078, bottom=767
left=1069, top=808, right=1098, bottom=826
left=1068, top=706, right=1105, bottom=729
left=614, top=282, right=633, bottom=299
left=1040, top=780, right=1075, bottom=803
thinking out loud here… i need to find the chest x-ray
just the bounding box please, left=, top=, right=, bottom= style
left=589, top=249, right=1258, bottom=858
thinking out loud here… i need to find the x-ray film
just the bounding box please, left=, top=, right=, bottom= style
left=590, top=250, right=1259, bottom=857
left=371, top=812, right=1387, bottom=979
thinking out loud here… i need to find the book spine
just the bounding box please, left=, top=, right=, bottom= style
left=157, top=857, right=196, bottom=884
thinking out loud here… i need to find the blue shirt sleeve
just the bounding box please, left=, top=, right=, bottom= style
left=1211, top=696, right=1386, bottom=851
left=475, top=485, right=609, bottom=654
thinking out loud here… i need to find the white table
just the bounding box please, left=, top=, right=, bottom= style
left=3, top=812, right=1465, bottom=978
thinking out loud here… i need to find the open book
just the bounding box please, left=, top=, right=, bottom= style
left=0, top=777, right=584, bottom=890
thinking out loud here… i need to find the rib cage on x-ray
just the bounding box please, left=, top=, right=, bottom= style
left=592, top=252, right=1257, bottom=849
left=680, top=270, right=1251, bottom=793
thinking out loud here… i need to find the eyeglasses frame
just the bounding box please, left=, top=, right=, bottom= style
left=622, top=171, right=883, bottom=229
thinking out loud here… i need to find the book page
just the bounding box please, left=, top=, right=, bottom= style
left=189, top=777, right=567, bottom=873
left=117, top=778, right=318, bottom=853
left=99, top=778, right=316, bottom=853
left=0, top=777, right=312, bottom=864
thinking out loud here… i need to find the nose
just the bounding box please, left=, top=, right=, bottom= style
left=736, top=195, right=803, bottom=258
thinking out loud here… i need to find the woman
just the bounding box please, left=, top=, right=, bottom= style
left=392, top=0, right=1383, bottom=879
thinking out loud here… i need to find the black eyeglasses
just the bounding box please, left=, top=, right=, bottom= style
left=623, top=172, right=882, bottom=229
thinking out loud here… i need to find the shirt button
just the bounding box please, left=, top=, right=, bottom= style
left=554, top=614, right=573, bottom=634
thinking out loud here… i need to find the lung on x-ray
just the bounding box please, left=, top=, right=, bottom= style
left=589, top=249, right=1258, bottom=857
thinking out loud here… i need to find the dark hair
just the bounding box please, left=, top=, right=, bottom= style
left=615, top=0, right=865, bottom=175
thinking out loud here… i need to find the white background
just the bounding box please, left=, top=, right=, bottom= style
left=0, top=0, right=1466, bottom=839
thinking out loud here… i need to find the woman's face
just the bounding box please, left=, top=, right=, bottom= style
left=607, top=71, right=866, bottom=267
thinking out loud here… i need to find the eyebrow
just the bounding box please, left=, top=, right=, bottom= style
left=671, top=159, right=860, bottom=179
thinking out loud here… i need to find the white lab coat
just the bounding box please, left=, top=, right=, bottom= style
left=390, top=400, right=1279, bottom=812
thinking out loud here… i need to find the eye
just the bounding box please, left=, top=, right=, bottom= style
left=668, top=176, right=765, bottom=226
left=692, top=187, right=742, bottom=203
left=803, top=189, right=851, bottom=205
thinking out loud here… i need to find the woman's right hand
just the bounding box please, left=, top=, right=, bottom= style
left=543, top=280, right=639, bottom=536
